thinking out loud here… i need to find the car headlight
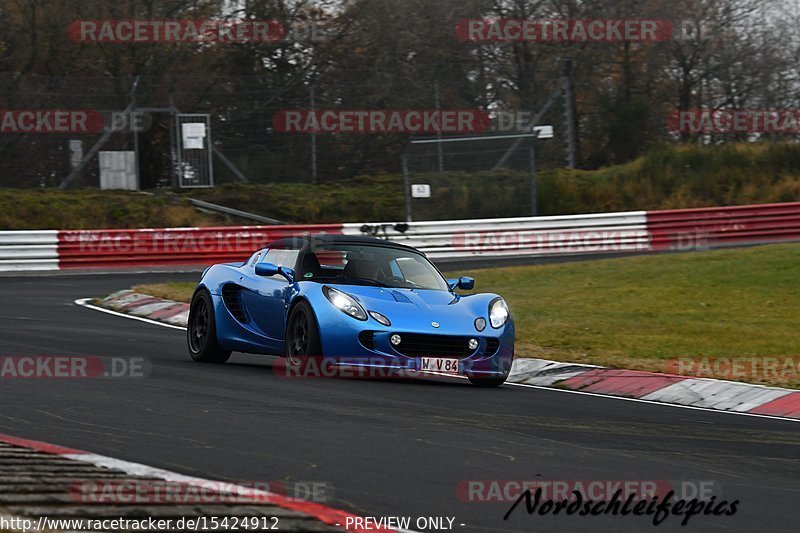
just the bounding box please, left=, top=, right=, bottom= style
left=323, top=286, right=367, bottom=321
left=489, top=298, right=509, bottom=328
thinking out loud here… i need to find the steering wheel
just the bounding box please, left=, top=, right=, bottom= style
left=384, top=275, right=421, bottom=288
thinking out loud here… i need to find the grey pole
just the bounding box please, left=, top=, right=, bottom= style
left=310, top=81, right=318, bottom=184
left=492, top=84, right=561, bottom=171
left=529, top=135, right=538, bottom=216
left=131, top=76, right=141, bottom=190
left=168, top=83, right=177, bottom=189
left=562, top=58, right=576, bottom=169
left=402, top=150, right=412, bottom=222
left=434, top=80, right=444, bottom=172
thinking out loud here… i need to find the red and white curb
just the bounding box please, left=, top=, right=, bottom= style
left=95, top=290, right=189, bottom=327
left=0, top=432, right=406, bottom=533
left=83, top=292, right=800, bottom=422
left=511, top=359, right=800, bottom=420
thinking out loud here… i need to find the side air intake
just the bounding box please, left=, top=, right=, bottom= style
left=221, top=284, right=248, bottom=323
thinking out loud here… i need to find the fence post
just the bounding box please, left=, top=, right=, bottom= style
left=402, top=150, right=412, bottom=222
left=434, top=80, right=444, bottom=172
left=529, top=136, right=538, bottom=216
left=310, top=81, right=318, bottom=184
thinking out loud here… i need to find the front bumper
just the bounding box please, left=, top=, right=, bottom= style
left=318, top=321, right=515, bottom=378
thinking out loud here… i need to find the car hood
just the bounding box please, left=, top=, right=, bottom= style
left=324, top=283, right=495, bottom=332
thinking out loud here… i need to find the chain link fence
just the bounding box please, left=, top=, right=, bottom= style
left=0, top=72, right=569, bottom=194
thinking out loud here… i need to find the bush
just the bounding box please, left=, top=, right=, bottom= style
left=3, top=142, right=800, bottom=229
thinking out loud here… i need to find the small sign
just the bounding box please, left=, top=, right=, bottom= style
left=99, top=151, right=137, bottom=190
left=411, top=184, right=431, bottom=198
left=533, top=125, right=554, bottom=139
left=68, top=140, right=83, bottom=169
left=181, top=122, right=206, bottom=149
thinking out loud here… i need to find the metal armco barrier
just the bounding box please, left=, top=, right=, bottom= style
left=0, top=230, right=59, bottom=271
left=2, top=201, right=800, bottom=272
left=344, top=211, right=650, bottom=260
left=647, top=202, right=800, bottom=252
left=57, top=225, right=343, bottom=269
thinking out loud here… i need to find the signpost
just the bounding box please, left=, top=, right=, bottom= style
left=68, top=140, right=83, bottom=170
left=411, top=184, right=431, bottom=198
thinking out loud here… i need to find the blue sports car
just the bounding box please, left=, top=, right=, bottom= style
left=187, top=234, right=514, bottom=387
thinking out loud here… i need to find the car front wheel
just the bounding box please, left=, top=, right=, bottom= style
left=187, top=289, right=231, bottom=364
left=285, top=301, right=323, bottom=367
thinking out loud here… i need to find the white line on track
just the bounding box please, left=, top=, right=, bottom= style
left=74, top=298, right=186, bottom=330
left=75, top=297, right=800, bottom=424
left=503, top=381, right=800, bottom=423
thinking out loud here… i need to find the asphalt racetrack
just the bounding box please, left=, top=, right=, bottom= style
left=0, top=272, right=798, bottom=532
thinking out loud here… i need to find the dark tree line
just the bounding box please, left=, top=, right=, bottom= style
left=1, top=0, right=798, bottom=187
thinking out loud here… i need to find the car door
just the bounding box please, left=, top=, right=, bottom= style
left=239, top=248, right=299, bottom=349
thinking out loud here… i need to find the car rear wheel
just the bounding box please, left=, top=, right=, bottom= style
left=468, top=374, right=508, bottom=388
left=285, top=301, right=322, bottom=367
left=188, top=289, right=231, bottom=364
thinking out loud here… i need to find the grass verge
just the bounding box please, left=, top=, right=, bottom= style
left=133, top=243, right=800, bottom=388
left=0, top=189, right=233, bottom=230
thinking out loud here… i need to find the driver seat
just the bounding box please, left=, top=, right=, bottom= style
left=299, top=252, right=323, bottom=279
left=343, top=258, right=379, bottom=280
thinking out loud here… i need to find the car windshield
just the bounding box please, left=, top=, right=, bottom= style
left=298, top=243, right=449, bottom=291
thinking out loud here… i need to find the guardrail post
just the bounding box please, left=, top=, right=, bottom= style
left=529, top=134, right=538, bottom=216
left=402, top=150, right=412, bottom=222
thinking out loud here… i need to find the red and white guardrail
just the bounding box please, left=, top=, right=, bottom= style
left=2, top=202, right=800, bottom=271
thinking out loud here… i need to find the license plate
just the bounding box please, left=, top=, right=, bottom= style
left=420, top=357, right=460, bottom=374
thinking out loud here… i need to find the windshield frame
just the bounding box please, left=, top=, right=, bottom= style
left=296, top=241, right=450, bottom=291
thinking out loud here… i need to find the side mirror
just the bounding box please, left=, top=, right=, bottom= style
left=447, top=276, right=475, bottom=291
left=255, top=263, right=296, bottom=283
left=279, top=266, right=295, bottom=283
left=255, top=262, right=279, bottom=277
